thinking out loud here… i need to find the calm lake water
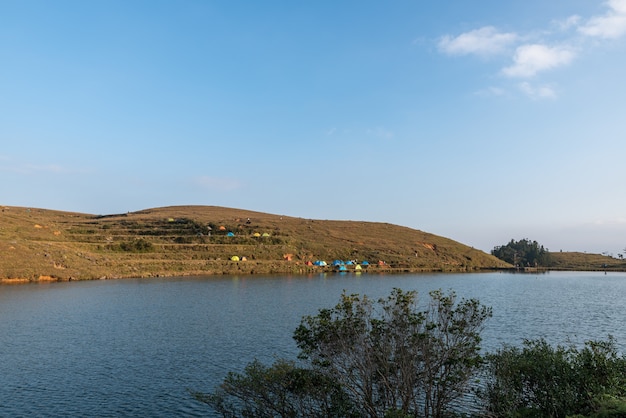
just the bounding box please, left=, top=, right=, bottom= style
left=1, top=271, right=625, bottom=417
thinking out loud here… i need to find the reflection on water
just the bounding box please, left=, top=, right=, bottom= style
left=1, top=271, right=625, bottom=416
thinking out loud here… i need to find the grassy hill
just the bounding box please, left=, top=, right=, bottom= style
left=0, top=205, right=510, bottom=282
left=548, top=251, right=626, bottom=271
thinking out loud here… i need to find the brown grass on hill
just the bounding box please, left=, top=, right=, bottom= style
left=549, top=251, right=626, bottom=271
left=0, top=205, right=510, bottom=282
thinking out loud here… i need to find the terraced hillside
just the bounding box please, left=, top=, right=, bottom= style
left=0, top=205, right=510, bottom=282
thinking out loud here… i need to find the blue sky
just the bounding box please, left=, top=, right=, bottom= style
left=2, top=0, right=626, bottom=256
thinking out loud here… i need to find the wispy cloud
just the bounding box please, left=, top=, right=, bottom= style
left=366, top=127, right=394, bottom=140
left=24, top=164, right=67, bottom=174
left=552, top=15, right=582, bottom=31
left=438, top=26, right=518, bottom=56
left=194, top=176, right=242, bottom=191
left=474, top=86, right=508, bottom=98
left=587, top=216, right=626, bottom=227
left=578, top=0, right=626, bottom=39
left=502, top=44, right=575, bottom=78
left=0, top=160, right=74, bottom=175
left=518, top=82, right=557, bottom=100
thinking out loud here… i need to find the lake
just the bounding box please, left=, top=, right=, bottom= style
left=1, top=271, right=625, bottom=417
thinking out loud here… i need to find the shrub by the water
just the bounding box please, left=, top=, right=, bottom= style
left=197, top=289, right=492, bottom=417
left=194, top=290, right=626, bottom=418
left=479, top=337, right=626, bottom=417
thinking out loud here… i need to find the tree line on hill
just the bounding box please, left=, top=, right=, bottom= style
left=193, top=289, right=626, bottom=417
left=491, top=238, right=551, bottom=267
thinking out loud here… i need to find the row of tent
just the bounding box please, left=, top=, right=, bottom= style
left=308, top=260, right=373, bottom=267
left=222, top=232, right=271, bottom=237
left=229, top=258, right=383, bottom=266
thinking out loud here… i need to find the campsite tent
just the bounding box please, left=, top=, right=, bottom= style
left=262, top=232, right=271, bottom=237
left=230, top=256, right=240, bottom=261
left=332, top=260, right=344, bottom=266
left=313, top=260, right=327, bottom=266
left=226, top=232, right=235, bottom=237
left=253, top=232, right=261, bottom=237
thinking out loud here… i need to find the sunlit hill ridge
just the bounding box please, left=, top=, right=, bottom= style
left=0, top=205, right=515, bottom=282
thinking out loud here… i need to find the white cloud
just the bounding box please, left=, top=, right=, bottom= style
left=519, top=82, right=557, bottom=99
left=438, top=26, right=518, bottom=56
left=437, top=2, right=626, bottom=99
left=194, top=176, right=241, bottom=191
left=579, top=0, right=626, bottom=39
left=502, top=44, right=575, bottom=78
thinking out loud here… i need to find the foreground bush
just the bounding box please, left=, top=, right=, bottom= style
left=193, top=359, right=358, bottom=417
left=194, top=289, right=626, bottom=418
left=196, top=289, right=492, bottom=417
left=480, top=337, right=626, bottom=418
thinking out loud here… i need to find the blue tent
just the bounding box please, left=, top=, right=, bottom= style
left=332, top=260, right=344, bottom=266
left=361, top=261, right=370, bottom=266
left=226, top=232, right=235, bottom=237
left=313, top=260, right=327, bottom=266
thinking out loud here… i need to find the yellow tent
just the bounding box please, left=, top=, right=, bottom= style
left=230, top=256, right=240, bottom=261
left=253, top=232, right=261, bottom=237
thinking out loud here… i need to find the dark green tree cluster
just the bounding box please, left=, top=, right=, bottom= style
left=491, top=238, right=551, bottom=267
left=481, top=337, right=626, bottom=417
left=194, top=359, right=358, bottom=417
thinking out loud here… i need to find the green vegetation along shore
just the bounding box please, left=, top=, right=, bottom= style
left=1, top=205, right=623, bottom=283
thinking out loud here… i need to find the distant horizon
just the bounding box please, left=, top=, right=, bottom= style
left=2, top=1, right=625, bottom=259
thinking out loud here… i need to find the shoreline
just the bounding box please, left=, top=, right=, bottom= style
left=0, top=265, right=509, bottom=284
left=4, top=266, right=624, bottom=285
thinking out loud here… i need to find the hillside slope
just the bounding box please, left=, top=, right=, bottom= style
left=0, top=205, right=509, bottom=282
left=548, top=251, right=626, bottom=271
